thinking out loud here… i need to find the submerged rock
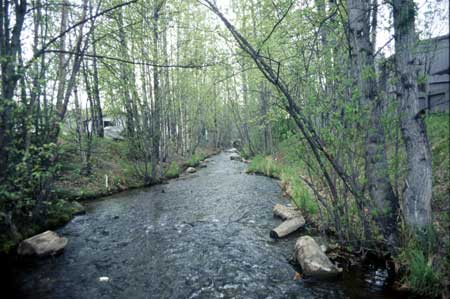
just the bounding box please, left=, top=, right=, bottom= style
left=18, top=230, right=68, bottom=257
left=294, top=236, right=342, bottom=277
left=229, top=153, right=242, bottom=161
left=186, top=167, right=197, bottom=173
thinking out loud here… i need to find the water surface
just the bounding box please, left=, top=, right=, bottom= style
left=13, top=152, right=411, bottom=299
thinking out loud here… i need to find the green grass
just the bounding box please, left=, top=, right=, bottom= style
left=186, top=152, right=206, bottom=167
left=247, top=153, right=318, bottom=215
left=165, top=161, right=181, bottom=179
left=398, top=228, right=445, bottom=297
left=280, top=166, right=318, bottom=215
left=426, top=113, right=449, bottom=204
left=247, top=155, right=281, bottom=177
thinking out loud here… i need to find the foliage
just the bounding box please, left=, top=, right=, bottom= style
left=247, top=152, right=318, bottom=215
left=247, top=155, right=280, bottom=178
left=279, top=167, right=318, bottom=215
left=186, top=153, right=206, bottom=168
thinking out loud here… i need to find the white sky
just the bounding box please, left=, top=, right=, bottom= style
left=214, top=0, right=449, bottom=56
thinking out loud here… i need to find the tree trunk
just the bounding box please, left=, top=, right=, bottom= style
left=392, top=0, right=432, bottom=229
left=347, top=0, right=399, bottom=247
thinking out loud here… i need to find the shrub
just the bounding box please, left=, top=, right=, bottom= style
left=186, top=153, right=205, bottom=167
left=247, top=155, right=280, bottom=178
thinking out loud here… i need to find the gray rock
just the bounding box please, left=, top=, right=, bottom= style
left=18, top=230, right=68, bottom=257
left=186, top=167, right=197, bottom=173
left=229, top=153, right=242, bottom=161
left=294, top=236, right=342, bottom=277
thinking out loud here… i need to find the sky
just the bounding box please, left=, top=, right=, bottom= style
left=214, top=0, right=449, bottom=56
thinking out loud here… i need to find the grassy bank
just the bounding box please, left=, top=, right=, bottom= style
left=246, top=113, right=449, bottom=297
left=0, top=133, right=219, bottom=254
left=246, top=142, right=319, bottom=222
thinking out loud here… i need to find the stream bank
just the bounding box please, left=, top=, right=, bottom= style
left=8, top=152, right=414, bottom=298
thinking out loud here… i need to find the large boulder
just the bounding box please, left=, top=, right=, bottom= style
left=186, top=167, right=197, bottom=173
left=18, top=230, right=68, bottom=257
left=273, top=204, right=303, bottom=220
left=294, top=236, right=342, bottom=277
left=270, top=216, right=305, bottom=238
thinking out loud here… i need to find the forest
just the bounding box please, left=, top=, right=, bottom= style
left=0, top=0, right=449, bottom=298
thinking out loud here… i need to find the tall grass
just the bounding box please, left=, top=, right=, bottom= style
left=247, top=154, right=318, bottom=215
left=247, top=155, right=281, bottom=177
left=398, top=227, right=445, bottom=297
left=186, top=153, right=206, bottom=167
left=164, top=161, right=181, bottom=179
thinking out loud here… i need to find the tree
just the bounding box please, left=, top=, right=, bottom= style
left=392, top=0, right=432, bottom=229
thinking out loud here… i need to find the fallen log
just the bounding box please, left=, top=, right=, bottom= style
left=273, top=204, right=302, bottom=220
left=270, top=216, right=305, bottom=238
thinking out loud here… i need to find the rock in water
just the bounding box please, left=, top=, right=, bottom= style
left=229, top=153, right=242, bottom=161
left=270, top=217, right=305, bottom=238
left=18, top=230, right=68, bottom=257
left=272, top=204, right=303, bottom=220
left=294, top=236, right=342, bottom=277
left=186, top=167, right=196, bottom=173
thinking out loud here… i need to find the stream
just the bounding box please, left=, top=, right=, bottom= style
left=10, top=152, right=412, bottom=298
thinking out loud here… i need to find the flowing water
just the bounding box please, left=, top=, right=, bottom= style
left=10, top=152, right=412, bottom=299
